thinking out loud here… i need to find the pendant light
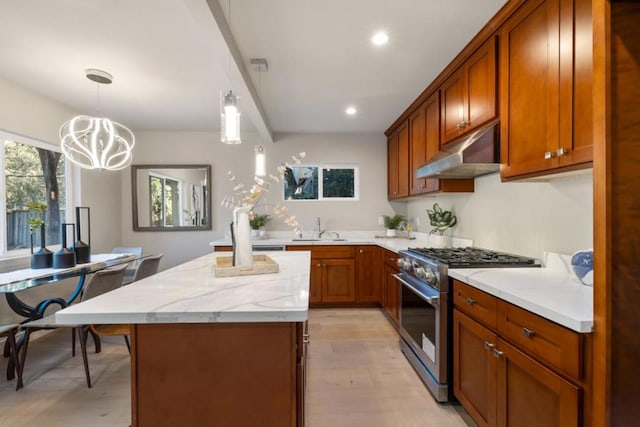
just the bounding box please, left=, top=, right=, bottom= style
left=59, top=69, right=135, bottom=171
left=221, top=0, right=241, bottom=144
left=251, top=58, right=268, bottom=176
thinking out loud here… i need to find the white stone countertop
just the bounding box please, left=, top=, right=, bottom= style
left=55, top=251, right=311, bottom=325
left=449, top=253, right=593, bottom=333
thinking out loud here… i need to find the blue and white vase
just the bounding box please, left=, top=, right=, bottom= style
left=571, top=250, right=593, bottom=286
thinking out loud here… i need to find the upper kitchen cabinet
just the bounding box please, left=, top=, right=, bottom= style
left=387, top=120, right=409, bottom=199
left=410, top=92, right=474, bottom=196
left=440, top=37, right=498, bottom=146
left=499, top=0, right=593, bottom=179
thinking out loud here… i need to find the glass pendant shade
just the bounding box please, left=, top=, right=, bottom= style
left=255, top=145, right=266, bottom=176
left=60, top=115, right=135, bottom=170
left=221, top=90, right=241, bottom=144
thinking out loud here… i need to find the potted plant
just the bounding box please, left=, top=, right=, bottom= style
left=383, top=214, right=405, bottom=237
left=27, top=201, right=53, bottom=268
left=427, top=203, right=457, bottom=247
left=249, top=213, right=270, bottom=239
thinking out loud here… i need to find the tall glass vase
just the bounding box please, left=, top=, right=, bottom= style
left=30, top=224, right=53, bottom=269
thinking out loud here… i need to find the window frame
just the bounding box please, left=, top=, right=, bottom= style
left=283, top=163, right=360, bottom=202
left=148, top=171, right=183, bottom=227
left=0, top=129, right=78, bottom=260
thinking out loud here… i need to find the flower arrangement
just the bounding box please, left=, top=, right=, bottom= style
left=427, top=203, right=457, bottom=235
left=27, top=201, right=47, bottom=232
left=221, top=152, right=306, bottom=234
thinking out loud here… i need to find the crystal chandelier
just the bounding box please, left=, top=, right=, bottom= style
left=60, top=69, right=135, bottom=171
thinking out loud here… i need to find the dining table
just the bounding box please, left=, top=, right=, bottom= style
left=0, top=252, right=139, bottom=383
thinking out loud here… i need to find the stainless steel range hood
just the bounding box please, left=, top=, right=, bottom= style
left=416, top=120, right=500, bottom=179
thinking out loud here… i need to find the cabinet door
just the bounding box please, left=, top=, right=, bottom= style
left=355, top=246, right=380, bottom=303
left=500, top=0, right=561, bottom=178
left=496, top=338, right=579, bottom=427
left=441, top=68, right=466, bottom=145
left=321, top=259, right=356, bottom=303
left=409, top=102, right=427, bottom=195
left=453, top=309, right=498, bottom=427
left=383, top=263, right=400, bottom=324
left=422, top=92, right=442, bottom=193
left=466, top=37, right=497, bottom=132
left=309, top=261, right=322, bottom=304
left=397, top=121, right=410, bottom=198
left=387, top=131, right=399, bottom=198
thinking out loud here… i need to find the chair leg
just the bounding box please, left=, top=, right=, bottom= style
left=17, top=328, right=32, bottom=390
left=89, top=328, right=101, bottom=354
left=124, top=335, right=131, bottom=354
left=71, top=328, right=76, bottom=357
left=7, top=330, right=22, bottom=390
left=77, top=326, right=92, bottom=388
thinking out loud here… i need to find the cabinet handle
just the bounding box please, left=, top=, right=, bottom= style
left=544, top=151, right=555, bottom=160
left=484, top=341, right=494, bottom=351
left=466, top=297, right=476, bottom=306
left=359, top=249, right=364, bottom=253
left=316, top=263, right=322, bottom=268
left=493, top=348, right=504, bottom=359
left=522, top=327, right=535, bottom=338
left=556, top=147, right=568, bottom=156
left=303, top=334, right=310, bottom=344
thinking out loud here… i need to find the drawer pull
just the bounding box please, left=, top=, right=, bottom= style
left=484, top=341, right=494, bottom=351
left=466, top=297, right=476, bottom=306
left=544, top=151, right=555, bottom=159
left=522, top=327, right=535, bottom=338
left=493, top=349, right=504, bottom=359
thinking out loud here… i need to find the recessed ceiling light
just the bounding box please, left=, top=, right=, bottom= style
left=372, top=31, right=389, bottom=46
left=346, top=106, right=357, bottom=116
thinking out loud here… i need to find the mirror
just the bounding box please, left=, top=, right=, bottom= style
left=132, top=164, right=211, bottom=231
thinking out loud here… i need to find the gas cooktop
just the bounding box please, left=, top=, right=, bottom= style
left=406, top=247, right=540, bottom=268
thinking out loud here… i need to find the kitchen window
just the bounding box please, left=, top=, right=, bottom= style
left=149, top=173, right=182, bottom=227
left=283, top=165, right=359, bottom=201
left=0, top=131, right=75, bottom=259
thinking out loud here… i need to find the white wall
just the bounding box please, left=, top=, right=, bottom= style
left=121, top=131, right=395, bottom=268
left=406, top=171, right=593, bottom=260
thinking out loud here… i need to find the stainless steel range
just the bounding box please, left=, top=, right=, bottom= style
left=394, top=247, right=539, bottom=402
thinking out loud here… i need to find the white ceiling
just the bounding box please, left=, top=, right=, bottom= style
left=0, top=0, right=507, bottom=138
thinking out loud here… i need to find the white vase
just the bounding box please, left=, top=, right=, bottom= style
left=233, top=207, right=253, bottom=269
left=429, top=234, right=452, bottom=248
left=386, top=229, right=397, bottom=237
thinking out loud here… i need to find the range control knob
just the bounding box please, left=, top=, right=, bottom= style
left=423, top=268, right=437, bottom=285
left=414, top=266, right=427, bottom=279
left=396, top=258, right=410, bottom=270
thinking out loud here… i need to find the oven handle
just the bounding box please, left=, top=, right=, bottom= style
left=393, top=274, right=439, bottom=306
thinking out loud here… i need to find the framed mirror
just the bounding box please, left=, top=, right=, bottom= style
left=132, top=164, right=211, bottom=231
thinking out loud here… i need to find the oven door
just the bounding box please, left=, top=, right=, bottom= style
left=395, top=273, right=448, bottom=384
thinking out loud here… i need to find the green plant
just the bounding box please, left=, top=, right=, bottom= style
left=427, top=203, right=457, bottom=235
left=249, top=213, right=270, bottom=230
left=383, top=214, right=404, bottom=230
left=27, top=201, right=47, bottom=232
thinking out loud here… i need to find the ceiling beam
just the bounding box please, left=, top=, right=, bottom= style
left=204, top=0, right=274, bottom=143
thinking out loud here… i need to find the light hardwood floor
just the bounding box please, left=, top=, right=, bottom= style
left=0, top=308, right=474, bottom=426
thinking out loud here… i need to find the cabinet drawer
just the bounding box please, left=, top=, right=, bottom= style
left=287, top=245, right=355, bottom=259
left=453, top=280, right=498, bottom=330
left=497, top=300, right=582, bottom=381
left=382, top=250, right=398, bottom=269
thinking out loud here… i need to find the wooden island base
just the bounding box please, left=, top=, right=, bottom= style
left=131, top=322, right=304, bottom=427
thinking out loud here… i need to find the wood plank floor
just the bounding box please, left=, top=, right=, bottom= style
left=0, top=308, right=475, bottom=426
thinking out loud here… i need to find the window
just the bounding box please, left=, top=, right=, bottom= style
left=149, top=173, right=182, bottom=227
left=1, top=132, right=73, bottom=258
left=284, top=165, right=359, bottom=201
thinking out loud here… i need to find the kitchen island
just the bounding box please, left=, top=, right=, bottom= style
left=55, top=251, right=311, bottom=427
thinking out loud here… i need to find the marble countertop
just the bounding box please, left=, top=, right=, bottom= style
left=55, top=251, right=311, bottom=325
left=449, top=253, right=593, bottom=333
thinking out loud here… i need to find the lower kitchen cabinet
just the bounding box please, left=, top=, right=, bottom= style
left=381, top=249, right=400, bottom=324
left=453, top=280, right=588, bottom=427
left=355, top=245, right=380, bottom=303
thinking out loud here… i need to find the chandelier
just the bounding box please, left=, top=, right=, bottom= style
left=60, top=69, right=135, bottom=171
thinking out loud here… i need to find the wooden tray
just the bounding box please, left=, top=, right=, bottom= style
left=214, top=254, right=279, bottom=277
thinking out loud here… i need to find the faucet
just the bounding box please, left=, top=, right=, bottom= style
left=315, top=217, right=322, bottom=239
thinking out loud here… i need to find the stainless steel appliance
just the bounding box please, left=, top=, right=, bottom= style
left=395, top=247, right=539, bottom=402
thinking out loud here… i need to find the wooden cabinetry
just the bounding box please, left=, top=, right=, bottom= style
left=441, top=37, right=497, bottom=146
left=453, top=280, right=587, bottom=427
left=287, top=245, right=355, bottom=305
left=387, top=120, right=409, bottom=199
left=500, top=0, right=593, bottom=179
left=355, top=246, right=380, bottom=303
left=409, top=92, right=474, bottom=195
left=381, top=249, right=400, bottom=325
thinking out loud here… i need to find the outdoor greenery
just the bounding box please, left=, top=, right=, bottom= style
left=322, top=168, right=355, bottom=198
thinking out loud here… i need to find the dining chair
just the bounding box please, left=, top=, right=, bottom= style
left=18, top=263, right=128, bottom=388
left=112, top=246, right=143, bottom=285
left=1, top=324, right=21, bottom=389
left=130, top=253, right=163, bottom=282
